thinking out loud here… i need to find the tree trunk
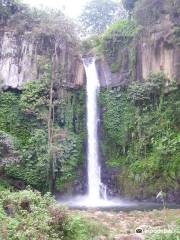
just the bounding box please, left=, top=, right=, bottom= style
left=48, top=54, right=56, bottom=193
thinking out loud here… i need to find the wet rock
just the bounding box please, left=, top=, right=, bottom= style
left=20, top=197, right=31, bottom=212
left=3, top=200, right=14, bottom=216
left=12, top=180, right=25, bottom=190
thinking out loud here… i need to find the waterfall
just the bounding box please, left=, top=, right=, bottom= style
left=57, top=58, right=135, bottom=208
left=84, top=58, right=107, bottom=202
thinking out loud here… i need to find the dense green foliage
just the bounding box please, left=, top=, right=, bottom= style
left=0, top=79, right=85, bottom=192
left=0, top=179, right=10, bottom=191
left=100, top=19, right=139, bottom=73
left=100, top=73, right=180, bottom=198
left=79, top=0, right=127, bottom=34
left=0, top=189, right=108, bottom=240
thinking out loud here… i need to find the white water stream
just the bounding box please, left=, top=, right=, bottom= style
left=84, top=58, right=107, bottom=202
left=57, top=58, right=135, bottom=208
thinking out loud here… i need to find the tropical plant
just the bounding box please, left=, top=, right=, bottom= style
left=0, top=189, right=108, bottom=240
left=79, top=0, right=120, bottom=34
left=100, top=73, right=180, bottom=198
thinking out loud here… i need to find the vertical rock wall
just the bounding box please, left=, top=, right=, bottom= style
left=0, top=31, right=84, bottom=89
left=0, top=32, right=37, bottom=88
left=138, top=15, right=180, bottom=83
left=97, top=5, right=180, bottom=87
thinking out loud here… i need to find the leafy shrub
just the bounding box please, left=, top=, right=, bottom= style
left=103, top=19, right=138, bottom=39
left=54, top=132, right=83, bottom=192
left=0, top=189, right=107, bottom=240
left=20, top=80, right=50, bottom=120
left=81, top=35, right=101, bottom=55
left=128, top=72, right=166, bottom=106
left=5, top=129, right=49, bottom=191
left=0, top=179, right=10, bottom=191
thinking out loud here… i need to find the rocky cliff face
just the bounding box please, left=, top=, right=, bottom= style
left=97, top=0, right=180, bottom=87
left=0, top=31, right=40, bottom=88
left=96, top=57, right=130, bottom=88
left=137, top=14, right=180, bottom=83
left=0, top=30, right=84, bottom=90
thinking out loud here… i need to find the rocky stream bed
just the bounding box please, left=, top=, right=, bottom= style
left=72, top=208, right=180, bottom=240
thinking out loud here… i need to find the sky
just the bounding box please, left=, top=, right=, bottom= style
left=22, top=0, right=88, bottom=18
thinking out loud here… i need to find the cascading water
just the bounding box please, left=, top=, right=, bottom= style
left=57, top=58, right=135, bottom=208
left=84, top=58, right=107, bottom=202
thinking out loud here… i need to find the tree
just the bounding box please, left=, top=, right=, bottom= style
left=48, top=54, right=56, bottom=193
left=79, top=0, right=119, bottom=34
